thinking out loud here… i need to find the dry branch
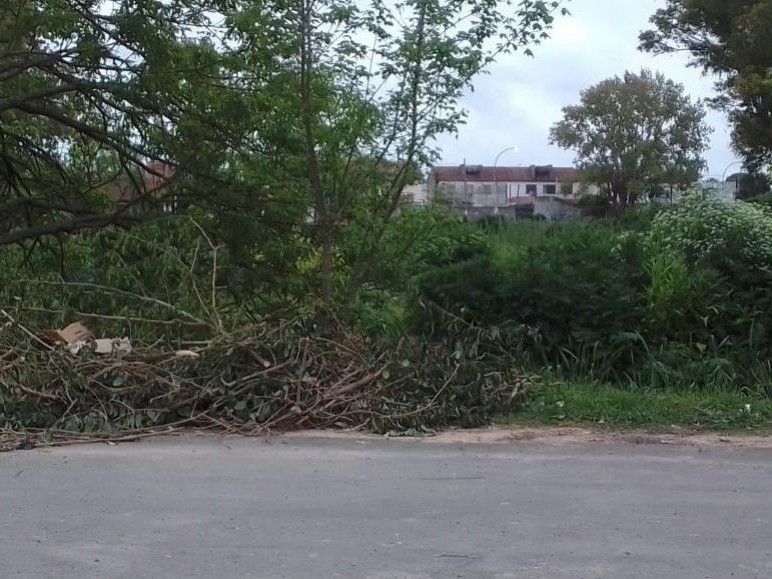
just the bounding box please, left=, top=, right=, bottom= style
left=0, top=313, right=531, bottom=452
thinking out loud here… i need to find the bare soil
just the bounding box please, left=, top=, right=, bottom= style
left=286, top=425, right=772, bottom=449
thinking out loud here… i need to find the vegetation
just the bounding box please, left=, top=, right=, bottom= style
left=3, top=0, right=772, bottom=444
left=640, top=0, right=772, bottom=171
left=514, top=382, right=772, bottom=431
left=416, top=191, right=772, bottom=404
left=4, top=186, right=772, bottom=441
left=550, top=70, right=711, bottom=207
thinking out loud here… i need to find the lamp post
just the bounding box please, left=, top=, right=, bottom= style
left=722, top=160, right=744, bottom=201
left=494, top=146, right=518, bottom=208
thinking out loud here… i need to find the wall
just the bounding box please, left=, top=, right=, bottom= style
left=434, top=181, right=589, bottom=207
left=533, top=197, right=584, bottom=222
left=401, top=183, right=430, bottom=206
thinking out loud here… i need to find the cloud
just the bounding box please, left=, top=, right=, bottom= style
left=435, top=0, right=739, bottom=176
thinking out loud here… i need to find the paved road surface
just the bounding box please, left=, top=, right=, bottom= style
left=2, top=434, right=772, bottom=578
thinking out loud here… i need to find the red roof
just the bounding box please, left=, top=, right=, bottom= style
left=432, top=165, right=582, bottom=183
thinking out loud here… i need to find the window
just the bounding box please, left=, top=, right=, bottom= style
left=560, top=182, right=574, bottom=197
left=543, top=184, right=557, bottom=196
left=162, top=195, right=179, bottom=214
left=526, top=184, right=537, bottom=195
left=482, top=184, right=493, bottom=195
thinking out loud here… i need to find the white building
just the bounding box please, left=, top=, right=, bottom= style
left=428, top=164, right=593, bottom=208
left=401, top=182, right=429, bottom=206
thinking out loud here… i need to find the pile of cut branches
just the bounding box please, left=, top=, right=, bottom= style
left=0, top=314, right=531, bottom=450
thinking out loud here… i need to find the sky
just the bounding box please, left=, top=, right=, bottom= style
left=434, top=0, right=741, bottom=179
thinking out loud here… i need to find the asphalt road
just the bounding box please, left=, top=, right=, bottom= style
left=2, top=434, right=772, bottom=578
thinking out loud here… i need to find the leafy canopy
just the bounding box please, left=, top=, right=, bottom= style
left=640, top=0, right=772, bottom=170
left=550, top=70, right=711, bottom=207
left=0, top=0, right=267, bottom=245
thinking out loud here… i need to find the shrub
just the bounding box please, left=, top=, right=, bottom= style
left=746, top=193, right=772, bottom=209
left=648, top=190, right=772, bottom=268
left=341, top=205, right=490, bottom=294
left=643, top=248, right=717, bottom=342
left=417, top=224, right=648, bottom=372
left=648, top=191, right=772, bottom=355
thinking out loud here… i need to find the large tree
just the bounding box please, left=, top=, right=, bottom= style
left=550, top=70, right=711, bottom=207
left=0, top=0, right=249, bottom=245
left=226, top=0, right=571, bottom=303
left=1, top=0, right=571, bottom=306
left=639, top=0, right=772, bottom=170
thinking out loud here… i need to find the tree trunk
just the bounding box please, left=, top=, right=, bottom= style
left=298, top=0, right=333, bottom=305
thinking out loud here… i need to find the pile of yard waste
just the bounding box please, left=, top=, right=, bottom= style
left=0, top=311, right=529, bottom=450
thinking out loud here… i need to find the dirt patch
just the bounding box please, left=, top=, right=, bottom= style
left=285, top=425, right=772, bottom=449
left=6, top=425, right=772, bottom=453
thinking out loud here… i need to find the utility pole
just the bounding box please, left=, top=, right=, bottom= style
left=722, top=160, right=744, bottom=201
left=494, top=146, right=518, bottom=217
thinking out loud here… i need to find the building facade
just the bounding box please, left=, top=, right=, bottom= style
left=428, top=164, right=592, bottom=206
left=428, top=164, right=592, bottom=221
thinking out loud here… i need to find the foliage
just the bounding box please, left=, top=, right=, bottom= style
left=413, top=206, right=772, bottom=394
left=515, top=382, right=772, bottom=430
left=5, top=198, right=772, bottom=439
left=416, top=223, right=648, bottom=373
left=645, top=191, right=772, bottom=357
left=1, top=0, right=572, bottom=312
left=640, top=0, right=772, bottom=169
left=550, top=70, right=711, bottom=207
left=343, top=206, right=490, bottom=293
left=746, top=193, right=772, bottom=209
left=0, top=214, right=319, bottom=344
left=648, top=191, right=772, bottom=267
left=224, top=0, right=570, bottom=304
left=0, top=315, right=531, bottom=439
left=0, top=213, right=526, bottom=441
left=0, top=0, right=250, bottom=244
left=614, top=203, right=666, bottom=232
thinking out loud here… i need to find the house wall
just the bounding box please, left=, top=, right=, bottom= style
left=533, top=197, right=584, bottom=222
left=433, top=180, right=594, bottom=207
left=401, top=183, right=429, bottom=205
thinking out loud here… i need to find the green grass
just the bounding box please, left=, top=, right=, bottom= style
left=509, top=382, right=772, bottom=431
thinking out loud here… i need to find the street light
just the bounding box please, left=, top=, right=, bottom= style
left=494, top=146, right=519, bottom=207
left=722, top=160, right=744, bottom=201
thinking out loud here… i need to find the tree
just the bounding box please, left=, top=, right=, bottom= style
left=227, top=0, right=571, bottom=304
left=1, top=0, right=571, bottom=308
left=550, top=70, right=711, bottom=207
left=639, top=0, right=772, bottom=171
left=0, top=0, right=248, bottom=246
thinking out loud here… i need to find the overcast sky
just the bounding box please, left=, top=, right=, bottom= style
left=434, top=0, right=741, bottom=178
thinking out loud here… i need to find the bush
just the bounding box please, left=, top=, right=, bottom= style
left=648, top=190, right=772, bottom=267
left=416, top=223, right=648, bottom=372
left=746, top=193, right=772, bottom=209
left=648, top=191, right=772, bottom=355
left=0, top=317, right=531, bottom=436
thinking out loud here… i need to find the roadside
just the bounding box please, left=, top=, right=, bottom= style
left=3, top=434, right=772, bottom=578
left=288, top=424, right=772, bottom=450
left=7, top=420, right=772, bottom=456
left=509, top=382, right=772, bottom=432
left=5, top=380, right=772, bottom=454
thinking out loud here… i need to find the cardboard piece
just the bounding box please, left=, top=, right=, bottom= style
left=93, top=338, right=133, bottom=355
left=64, top=338, right=132, bottom=356
left=41, top=322, right=132, bottom=356
left=40, top=322, right=94, bottom=346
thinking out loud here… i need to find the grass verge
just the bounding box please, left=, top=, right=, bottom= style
left=508, top=382, right=772, bottom=431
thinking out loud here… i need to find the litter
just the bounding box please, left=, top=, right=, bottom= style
left=40, top=322, right=132, bottom=356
